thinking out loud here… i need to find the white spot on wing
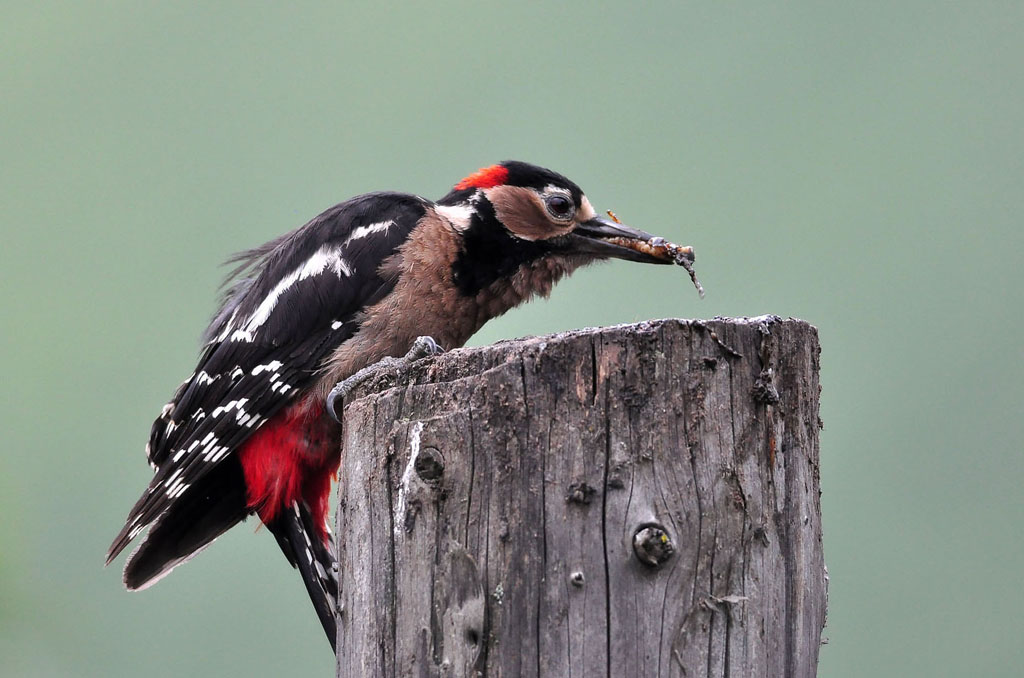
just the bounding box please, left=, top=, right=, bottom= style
left=173, top=436, right=201, bottom=462
left=165, top=467, right=189, bottom=497
left=211, top=398, right=248, bottom=419
left=203, top=441, right=226, bottom=462
left=271, top=380, right=293, bottom=394
left=215, top=309, right=239, bottom=343
left=251, top=361, right=282, bottom=376
left=168, top=483, right=190, bottom=499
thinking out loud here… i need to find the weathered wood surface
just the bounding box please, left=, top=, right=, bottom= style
left=335, top=317, right=825, bottom=677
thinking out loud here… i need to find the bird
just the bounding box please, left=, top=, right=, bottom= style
left=106, top=160, right=698, bottom=650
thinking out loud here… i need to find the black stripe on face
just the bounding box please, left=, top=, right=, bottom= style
left=451, top=196, right=551, bottom=297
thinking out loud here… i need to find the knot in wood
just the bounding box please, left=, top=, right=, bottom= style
left=566, top=482, right=597, bottom=505
left=752, top=368, right=780, bottom=405
left=414, top=446, right=445, bottom=483
left=633, top=524, right=675, bottom=567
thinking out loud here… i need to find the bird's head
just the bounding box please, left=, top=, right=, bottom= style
left=437, top=160, right=699, bottom=297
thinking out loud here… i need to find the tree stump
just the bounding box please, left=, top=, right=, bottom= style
left=335, top=317, right=826, bottom=677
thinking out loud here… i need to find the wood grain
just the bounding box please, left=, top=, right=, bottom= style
left=335, top=317, right=826, bottom=677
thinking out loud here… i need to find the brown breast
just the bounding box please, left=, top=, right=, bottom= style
left=315, top=209, right=588, bottom=399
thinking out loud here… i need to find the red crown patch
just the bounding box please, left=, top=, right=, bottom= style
left=454, top=164, right=509, bottom=191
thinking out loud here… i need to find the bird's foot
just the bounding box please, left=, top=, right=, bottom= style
left=326, top=336, right=444, bottom=422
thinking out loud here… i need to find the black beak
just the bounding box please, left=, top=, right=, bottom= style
left=568, top=216, right=694, bottom=266
left=566, top=216, right=704, bottom=297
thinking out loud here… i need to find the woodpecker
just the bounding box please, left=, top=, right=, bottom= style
left=106, top=161, right=699, bottom=650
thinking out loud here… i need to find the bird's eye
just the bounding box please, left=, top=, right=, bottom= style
left=545, top=194, right=574, bottom=220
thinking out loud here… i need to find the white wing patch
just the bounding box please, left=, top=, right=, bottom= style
left=344, top=220, right=393, bottom=244
left=232, top=244, right=355, bottom=340
left=216, top=224, right=390, bottom=344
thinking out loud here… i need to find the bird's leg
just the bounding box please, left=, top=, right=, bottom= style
left=326, top=336, right=444, bottom=423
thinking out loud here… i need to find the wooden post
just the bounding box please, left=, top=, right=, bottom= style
left=335, top=317, right=826, bottom=677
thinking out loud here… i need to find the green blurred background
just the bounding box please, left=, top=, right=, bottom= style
left=2, top=2, right=1021, bottom=676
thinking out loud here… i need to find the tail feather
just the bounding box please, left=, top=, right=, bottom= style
left=268, top=500, right=338, bottom=651
left=111, top=459, right=250, bottom=590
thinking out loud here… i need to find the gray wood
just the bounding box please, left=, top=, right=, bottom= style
left=335, top=317, right=826, bottom=677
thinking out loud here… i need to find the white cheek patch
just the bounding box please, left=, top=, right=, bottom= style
left=578, top=195, right=597, bottom=222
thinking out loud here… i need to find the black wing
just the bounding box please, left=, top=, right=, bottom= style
left=108, top=192, right=427, bottom=562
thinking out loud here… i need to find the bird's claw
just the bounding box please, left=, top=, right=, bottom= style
left=409, top=335, right=445, bottom=359
left=326, top=336, right=445, bottom=423
left=325, top=385, right=346, bottom=425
